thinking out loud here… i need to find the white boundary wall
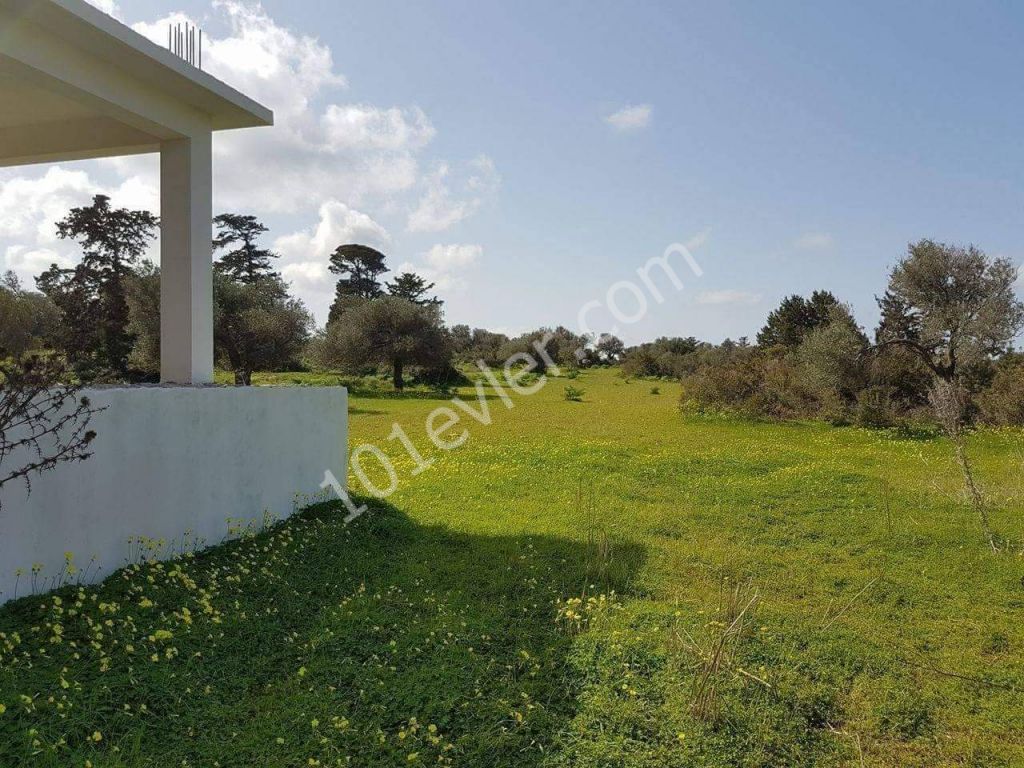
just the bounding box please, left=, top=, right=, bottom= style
left=0, top=386, right=347, bottom=603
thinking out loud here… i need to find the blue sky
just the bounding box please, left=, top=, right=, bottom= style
left=3, top=0, right=1023, bottom=343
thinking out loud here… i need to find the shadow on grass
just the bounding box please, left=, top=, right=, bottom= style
left=0, top=497, right=646, bottom=768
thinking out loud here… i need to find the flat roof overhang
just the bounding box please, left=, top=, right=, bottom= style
left=0, top=0, right=275, bottom=384
left=0, top=0, right=273, bottom=167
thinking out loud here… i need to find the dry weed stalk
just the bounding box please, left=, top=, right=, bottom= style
left=820, top=576, right=879, bottom=631
left=682, top=580, right=762, bottom=721
left=929, top=379, right=997, bottom=551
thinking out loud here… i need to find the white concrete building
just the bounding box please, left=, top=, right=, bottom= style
left=0, top=0, right=348, bottom=602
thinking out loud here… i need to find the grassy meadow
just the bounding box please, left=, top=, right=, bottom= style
left=1, top=367, right=1023, bottom=766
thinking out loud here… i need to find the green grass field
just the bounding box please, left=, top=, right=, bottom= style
left=2, top=367, right=1023, bottom=766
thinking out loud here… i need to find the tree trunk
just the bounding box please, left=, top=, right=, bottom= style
left=393, top=359, right=404, bottom=391
left=235, top=368, right=252, bottom=386
left=930, top=378, right=997, bottom=551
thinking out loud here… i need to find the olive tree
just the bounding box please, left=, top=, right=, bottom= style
left=595, top=333, right=626, bottom=364
left=496, top=326, right=589, bottom=373
left=873, top=240, right=1024, bottom=548
left=309, top=296, right=449, bottom=390
left=875, top=241, right=1023, bottom=382
left=124, top=261, right=161, bottom=377
left=213, top=274, right=313, bottom=386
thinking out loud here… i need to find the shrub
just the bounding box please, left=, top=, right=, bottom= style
left=978, top=361, right=1024, bottom=426
left=497, top=326, right=588, bottom=373
left=621, top=336, right=701, bottom=378
left=680, top=349, right=760, bottom=414
left=855, top=386, right=897, bottom=428
left=866, top=346, right=931, bottom=413
left=564, top=385, right=584, bottom=402
left=409, top=363, right=470, bottom=389
left=649, top=386, right=660, bottom=395
left=815, top=389, right=854, bottom=427
left=796, top=305, right=869, bottom=409
left=680, top=347, right=812, bottom=419
left=518, top=371, right=540, bottom=387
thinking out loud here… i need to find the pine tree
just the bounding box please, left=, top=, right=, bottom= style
left=807, top=290, right=841, bottom=326
left=212, top=213, right=280, bottom=284
left=386, top=271, right=439, bottom=306
left=757, top=291, right=840, bottom=348
left=874, top=290, right=919, bottom=344
left=37, top=195, right=157, bottom=379
left=327, top=244, right=387, bottom=323
left=757, top=295, right=814, bottom=348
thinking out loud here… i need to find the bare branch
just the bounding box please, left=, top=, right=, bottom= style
left=0, top=353, right=103, bottom=505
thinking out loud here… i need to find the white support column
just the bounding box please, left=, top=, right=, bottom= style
left=160, top=133, right=213, bottom=384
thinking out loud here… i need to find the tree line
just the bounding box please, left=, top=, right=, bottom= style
left=2, top=195, right=1021, bottom=433
left=0, top=195, right=601, bottom=390
left=619, top=241, right=1024, bottom=429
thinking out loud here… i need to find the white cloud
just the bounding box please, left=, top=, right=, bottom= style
left=3, top=245, right=74, bottom=276
left=0, top=166, right=158, bottom=283
left=0, top=2, right=496, bottom=323
left=696, top=289, right=761, bottom=306
left=604, top=104, right=652, bottom=131
left=110, top=173, right=159, bottom=214
left=128, top=3, right=442, bottom=214
left=391, top=259, right=467, bottom=292
left=407, top=155, right=500, bottom=233
left=391, top=243, right=483, bottom=294
left=467, top=154, right=499, bottom=191
left=321, top=105, right=435, bottom=151
left=432, top=274, right=470, bottom=293
left=406, top=165, right=465, bottom=233
left=423, top=243, right=481, bottom=271
left=403, top=266, right=468, bottom=294
left=280, top=260, right=331, bottom=296
left=275, top=200, right=389, bottom=261
left=0, top=167, right=94, bottom=243
left=794, top=232, right=834, bottom=250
